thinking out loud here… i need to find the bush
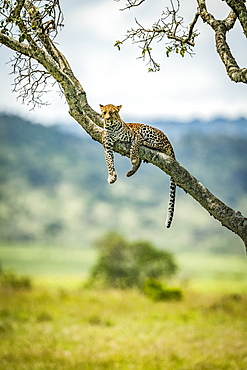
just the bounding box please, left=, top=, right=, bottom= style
left=0, top=271, right=32, bottom=290
left=143, top=278, right=183, bottom=301
left=88, top=232, right=178, bottom=289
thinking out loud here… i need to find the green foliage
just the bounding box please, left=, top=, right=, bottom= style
left=88, top=232, right=178, bottom=289
left=0, top=270, right=32, bottom=290
left=0, top=259, right=32, bottom=290
left=143, top=277, right=183, bottom=301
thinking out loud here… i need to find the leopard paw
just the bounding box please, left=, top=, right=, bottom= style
left=126, top=170, right=133, bottom=177
left=108, top=173, right=117, bottom=184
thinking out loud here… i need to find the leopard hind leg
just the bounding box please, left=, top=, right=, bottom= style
left=126, top=137, right=142, bottom=177
left=126, top=159, right=142, bottom=177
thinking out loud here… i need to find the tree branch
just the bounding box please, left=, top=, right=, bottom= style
left=197, top=0, right=247, bottom=83
left=223, top=0, right=247, bottom=37
left=114, top=1, right=200, bottom=71
left=9, top=0, right=26, bottom=20
left=23, top=0, right=68, bottom=70
left=117, top=0, right=147, bottom=11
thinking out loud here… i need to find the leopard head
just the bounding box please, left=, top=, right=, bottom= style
left=99, top=104, right=122, bottom=122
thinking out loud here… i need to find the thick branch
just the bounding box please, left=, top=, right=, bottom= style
left=224, top=0, right=247, bottom=37
left=197, top=0, right=247, bottom=83
left=0, top=30, right=33, bottom=57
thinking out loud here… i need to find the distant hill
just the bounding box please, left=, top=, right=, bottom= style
left=0, top=113, right=246, bottom=254
left=57, top=116, right=247, bottom=141
left=154, top=117, right=247, bottom=141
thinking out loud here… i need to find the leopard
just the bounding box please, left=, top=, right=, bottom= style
left=99, top=103, right=176, bottom=228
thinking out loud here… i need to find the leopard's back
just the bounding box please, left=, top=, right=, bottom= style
left=126, top=123, right=175, bottom=159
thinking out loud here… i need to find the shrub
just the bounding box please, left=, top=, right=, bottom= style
left=143, top=278, right=183, bottom=301
left=0, top=271, right=32, bottom=290
left=88, top=232, right=178, bottom=289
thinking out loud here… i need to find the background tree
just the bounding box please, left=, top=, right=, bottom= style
left=0, top=0, right=246, bottom=251
left=88, top=232, right=178, bottom=289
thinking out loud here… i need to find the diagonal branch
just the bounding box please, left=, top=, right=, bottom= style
left=166, top=11, right=200, bottom=46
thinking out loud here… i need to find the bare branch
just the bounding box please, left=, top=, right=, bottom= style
left=115, top=0, right=147, bottom=11
left=10, top=53, right=52, bottom=108
left=115, top=0, right=200, bottom=71
left=0, top=0, right=84, bottom=108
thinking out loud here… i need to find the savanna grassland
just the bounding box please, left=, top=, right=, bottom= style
left=0, top=247, right=247, bottom=370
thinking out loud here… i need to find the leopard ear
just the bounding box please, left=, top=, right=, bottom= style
left=117, top=105, right=122, bottom=111
left=99, top=104, right=104, bottom=110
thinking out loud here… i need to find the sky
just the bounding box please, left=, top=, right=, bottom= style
left=0, top=0, right=247, bottom=125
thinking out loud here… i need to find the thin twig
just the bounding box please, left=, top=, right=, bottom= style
left=119, top=0, right=146, bottom=11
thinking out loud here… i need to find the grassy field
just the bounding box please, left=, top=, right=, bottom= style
left=0, top=245, right=247, bottom=369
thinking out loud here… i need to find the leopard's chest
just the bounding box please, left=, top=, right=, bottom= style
left=106, top=121, right=133, bottom=142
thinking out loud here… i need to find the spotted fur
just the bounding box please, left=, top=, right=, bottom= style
left=100, top=104, right=176, bottom=228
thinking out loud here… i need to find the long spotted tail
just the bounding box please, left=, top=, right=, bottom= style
left=165, top=177, right=176, bottom=228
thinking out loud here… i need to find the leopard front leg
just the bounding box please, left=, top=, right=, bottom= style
left=102, top=132, right=117, bottom=184
left=126, top=137, right=142, bottom=177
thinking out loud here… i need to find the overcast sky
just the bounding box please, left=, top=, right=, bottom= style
left=0, top=0, right=247, bottom=125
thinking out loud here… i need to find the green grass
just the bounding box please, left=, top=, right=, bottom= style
left=0, top=283, right=247, bottom=369
left=0, top=245, right=247, bottom=368
left=176, top=253, right=247, bottom=293
left=0, top=244, right=97, bottom=277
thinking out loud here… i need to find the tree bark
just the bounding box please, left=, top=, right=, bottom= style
left=197, top=0, right=247, bottom=83
left=224, top=0, right=247, bottom=37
